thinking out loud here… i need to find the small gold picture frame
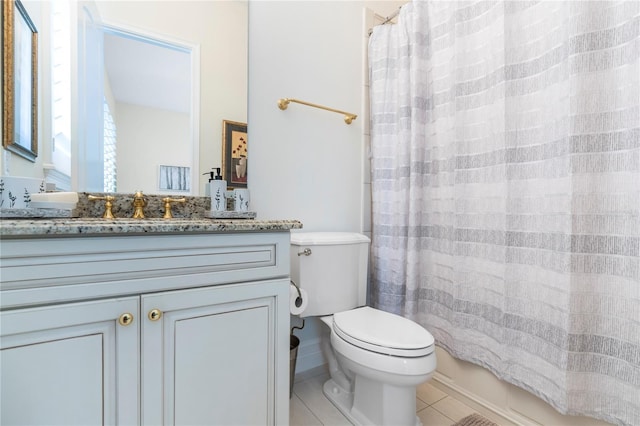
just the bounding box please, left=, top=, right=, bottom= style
left=2, top=0, right=38, bottom=162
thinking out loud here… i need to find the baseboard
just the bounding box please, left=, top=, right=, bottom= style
left=292, top=336, right=324, bottom=376
left=431, top=372, right=537, bottom=426
left=294, top=364, right=328, bottom=383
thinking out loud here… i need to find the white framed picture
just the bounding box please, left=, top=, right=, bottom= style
left=159, top=165, right=191, bottom=192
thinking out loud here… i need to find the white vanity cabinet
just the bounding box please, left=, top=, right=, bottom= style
left=141, top=280, right=284, bottom=425
left=0, top=297, right=140, bottom=425
left=0, top=230, right=293, bottom=426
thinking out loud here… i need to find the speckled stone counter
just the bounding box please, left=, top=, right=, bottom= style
left=1, top=192, right=236, bottom=219
left=74, top=192, right=217, bottom=219
left=0, top=218, right=302, bottom=237
left=0, top=191, right=302, bottom=237
left=0, top=208, right=75, bottom=219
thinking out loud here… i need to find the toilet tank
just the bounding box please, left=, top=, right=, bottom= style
left=290, top=232, right=370, bottom=317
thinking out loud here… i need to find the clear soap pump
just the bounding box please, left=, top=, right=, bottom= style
left=204, top=168, right=227, bottom=211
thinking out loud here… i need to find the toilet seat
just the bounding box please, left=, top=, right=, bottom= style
left=333, top=307, right=434, bottom=357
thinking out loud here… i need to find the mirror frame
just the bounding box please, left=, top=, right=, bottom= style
left=2, top=0, right=38, bottom=162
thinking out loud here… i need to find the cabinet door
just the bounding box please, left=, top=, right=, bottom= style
left=142, top=279, right=289, bottom=426
left=0, top=297, right=139, bottom=426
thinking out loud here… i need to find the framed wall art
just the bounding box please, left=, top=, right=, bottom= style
left=221, top=120, right=247, bottom=189
left=158, top=165, right=191, bottom=192
left=2, top=0, right=38, bottom=162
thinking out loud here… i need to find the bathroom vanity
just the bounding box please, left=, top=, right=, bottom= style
left=0, top=218, right=301, bottom=425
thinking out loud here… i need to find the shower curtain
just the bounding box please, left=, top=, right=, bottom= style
left=368, top=2, right=639, bottom=425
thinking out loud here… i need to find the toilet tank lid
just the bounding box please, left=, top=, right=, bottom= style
left=291, top=232, right=370, bottom=246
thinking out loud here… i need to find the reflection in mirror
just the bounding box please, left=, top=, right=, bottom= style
left=49, top=1, right=246, bottom=196
left=73, top=22, right=197, bottom=195
left=101, top=26, right=195, bottom=195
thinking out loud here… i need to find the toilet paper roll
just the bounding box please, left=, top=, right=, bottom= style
left=289, top=283, right=308, bottom=315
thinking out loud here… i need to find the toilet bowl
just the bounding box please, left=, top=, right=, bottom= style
left=319, top=307, right=436, bottom=426
left=290, top=232, right=437, bottom=426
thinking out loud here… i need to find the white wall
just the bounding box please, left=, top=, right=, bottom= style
left=116, top=102, right=190, bottom=194
left=248, top=0, right=405, bottom=374
left=248, top=1, right=403, bottom=232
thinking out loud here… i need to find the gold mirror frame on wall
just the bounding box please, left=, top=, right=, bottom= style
left=2, top=0, right=38, bottom=162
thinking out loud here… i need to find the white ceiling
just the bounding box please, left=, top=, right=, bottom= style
left=103, top=32, right=191, bottom=114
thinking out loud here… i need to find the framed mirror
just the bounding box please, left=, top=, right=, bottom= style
left=2, top=0, right=38, bottom=162
left=67, top=0, right=246, bottom=196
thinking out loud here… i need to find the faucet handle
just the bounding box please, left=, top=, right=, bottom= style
left=162, top=197, right=186, bottom=219
left=132, top=191, right=147, bottom=219
left=88, top=194, right=116, bottom=219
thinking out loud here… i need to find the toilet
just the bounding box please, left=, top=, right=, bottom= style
left=290, top=232, right=436, bottom=426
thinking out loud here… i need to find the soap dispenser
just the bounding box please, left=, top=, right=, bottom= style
left=205, top=168, right=227, bottom=212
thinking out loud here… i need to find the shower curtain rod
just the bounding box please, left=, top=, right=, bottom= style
left=380, top=8, right=401, bottom=25
left=277, top=98, right=357, bottom=125
left=368, top=7, right=401, bottom=36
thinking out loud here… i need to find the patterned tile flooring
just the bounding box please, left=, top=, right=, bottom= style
left=290, top=368, right=486, bottom=426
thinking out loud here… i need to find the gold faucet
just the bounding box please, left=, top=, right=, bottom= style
left=162, top=197, right=186, bottom=219
left=88, top=194, right=116, bottom=219
left=132, top=191, right=147, bottom=218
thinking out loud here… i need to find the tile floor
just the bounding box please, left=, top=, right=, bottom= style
left=290, top=368, right=487, bottom=426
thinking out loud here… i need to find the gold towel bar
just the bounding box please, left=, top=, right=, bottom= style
left=278, top=98, right=357, bottom=125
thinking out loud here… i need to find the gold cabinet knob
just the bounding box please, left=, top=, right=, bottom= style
left=119, top=313, right=134, bottom=326
left=148, top=309, right=163, bottom=321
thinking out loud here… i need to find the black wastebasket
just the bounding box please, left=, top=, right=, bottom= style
left=290, top=334, right=300, bottom=398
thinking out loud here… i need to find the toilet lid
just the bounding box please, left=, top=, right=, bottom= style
left=332, top=307, right=434, bottom=357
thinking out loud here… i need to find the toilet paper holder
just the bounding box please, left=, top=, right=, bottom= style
left=292, top=318, right=305, bottom=335
left=290, top=280, right=303, bottom=308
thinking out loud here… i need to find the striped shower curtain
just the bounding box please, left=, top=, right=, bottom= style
left=368, top=2, right=639, bottom=425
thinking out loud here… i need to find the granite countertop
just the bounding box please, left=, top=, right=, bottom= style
left=0, top=192, right=302, bottom=237
left=0, top=218, right=303, bottom=237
